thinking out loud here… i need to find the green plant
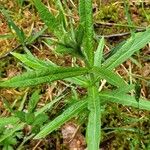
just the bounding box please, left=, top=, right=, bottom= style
left=0, top=116, right=23, bottom=150
left=0, top=0, right=150, bottom=149
left=0, top=91, right=40, bottom=150
left=0, top=89, right=63, bottom=150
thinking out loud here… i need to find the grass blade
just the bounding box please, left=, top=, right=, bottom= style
left=87, top=86, right=101, bottom=150
left=0, top=67, right=89, bottom=87
left=1, top=9, right=26, bottom=44
left=34, top=100, right=87, bottom=139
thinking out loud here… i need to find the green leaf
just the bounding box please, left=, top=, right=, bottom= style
left=0, top=9, right=26, bottom=44
left=54, top=0, right=67, bottom=30
left=79, top=0, right=86, bottom=25
left=92, top=67, right=126, bottom=87
left=0, top=67, right=89, bottom=87
left=104, top=40, right=126, bottom=60
left=33, top=113, right=48, bottom=126
left=14, top=111, right=25, bottom=122
left=112, top=84, right=135, bottom=94
left=25, top=113, right=35, bottom=125
left=56, top=44, right=84, bottom=58
left=103, top=28, right=150, bottom=70
left=65, top=76, right=89, bottom=87
left=94, top=37, right=105, bottom=67
left=12, top=51, right=88, bottom=87
left=35, top=95, right=65, bottom=116
left=99, top=91, right=150, bottom=111
left=0, top=117, right=19, bottom=128
left=33, top=0, right=62, bottom=37
left=56, top=44, right=75, bottom=54
left=11, top=51, right=56, bottom=70
left=87, top=86, right=101, bottom=150
left=56, top=31, right=84, bottom=58
left=34, top=99, right=87, bottom=139
left=28, top=90, right=40, bottom=113
left=0, top=123, right=24, bottom=143
left=75, top=25, right=84, bottom=46
left=79, top=0, right=94, bottom=66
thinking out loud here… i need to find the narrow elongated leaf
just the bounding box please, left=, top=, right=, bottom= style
left=104, top=40, right=126, bottom=60
left=54, top=0, right=67, bottom=30
left=87, top=86, right=101, bottom=150
left=92, top=67, right=126, bottom=87
left=99, top=91, right=150, bottom=111
left=103, top=28, right=150, bottom=70
left=112, top=84, right=135, bottom=94
left=79, top=0, right=86, bottom=25
left=0, top=67, right=89, bottom=87
left=85, top=0, right=94, bottom=66
left=12, top=51, right=88, bottom=87
left=1, top=9, right=26, bottom=44
left=28, top=90, right=40, bottom=113
left=65, top=76, right=89, bottom=87
left=11, top=52, right=56, bottom=70
left=34, top=100, right=87, bottom=139
left=33, top=0, right=62, bottom=37
left=94, top=37, right=105, bottom=67
left=75, top=25, right=84, bottom=46
left=79, top=0, right=94, bottom=66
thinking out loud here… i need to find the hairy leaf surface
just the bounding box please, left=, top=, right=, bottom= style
left=92, top=67, right=126, bottom=87
left=79, top=0, right=94, bottom=66
left=33, top=0, right=62, bottom=37
left=0, top=67, right=89, bottom=88
left=94, top=37, right=105, bottom=67
left=12, top=52, right=56, bottom=70
left=87, top=86, right=101, bottom=150
left=99, top=91, right=150, bottom=111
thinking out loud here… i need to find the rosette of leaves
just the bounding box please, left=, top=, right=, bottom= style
left=0, top=0, right=150, bottom=150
